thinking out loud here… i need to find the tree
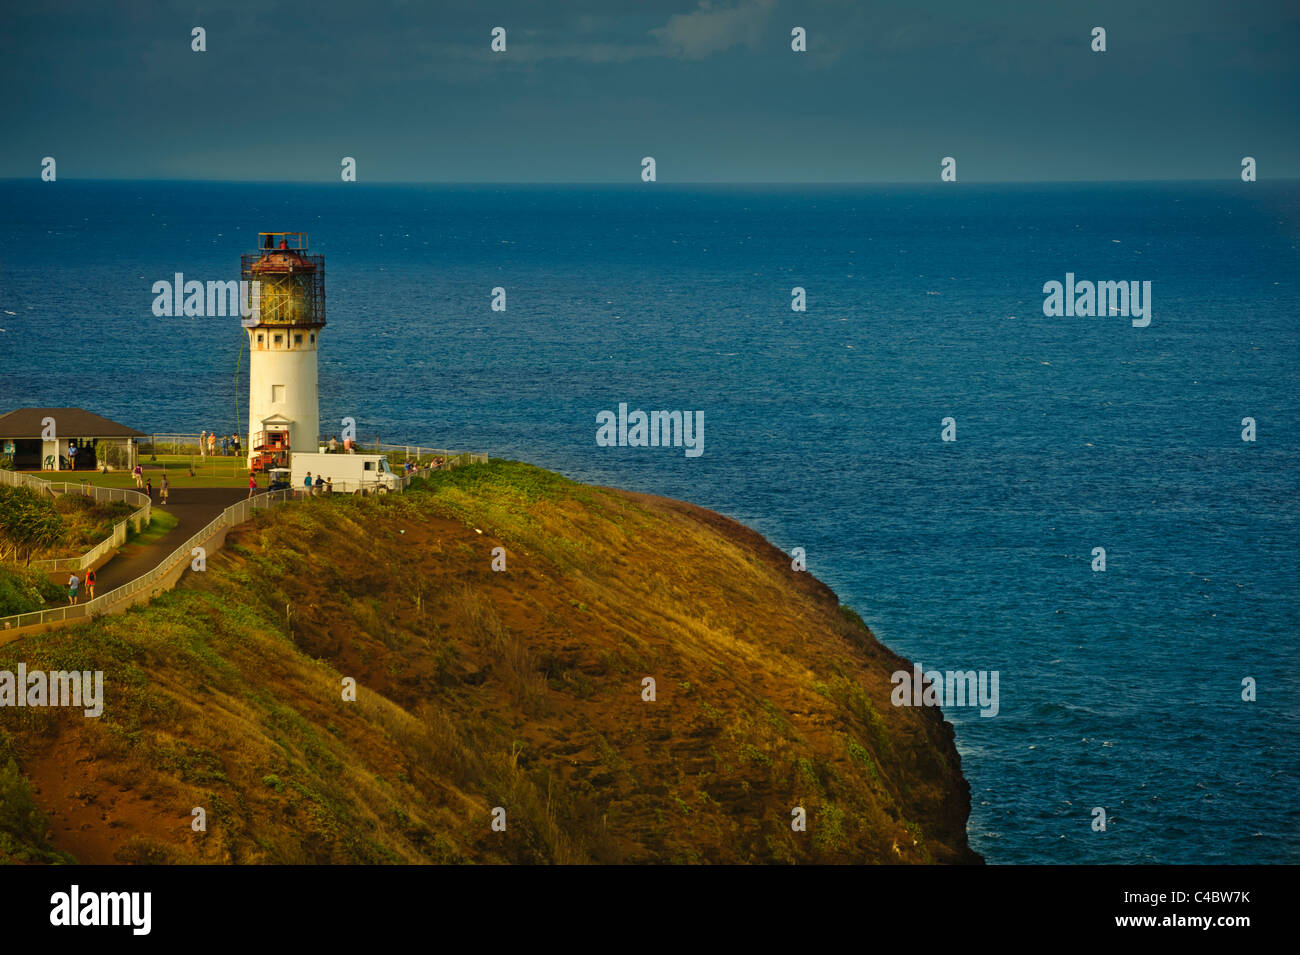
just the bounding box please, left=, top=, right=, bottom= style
left=0, top=486, right=64, bottom=564
left=99, top=442, right=127, bottom=470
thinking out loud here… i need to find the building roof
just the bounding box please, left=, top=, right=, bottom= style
left=0, top=408, right=147, bottom=439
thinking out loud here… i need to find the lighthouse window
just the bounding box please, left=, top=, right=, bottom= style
left=273, top=334, right=283, bottom=346
left=257, top=334, right=264, bottom=346
left=309, top=334, right=315, bottom=344
left=271, top=384, right=285, bottom=404
left=294, top=334, right=303, bottom=345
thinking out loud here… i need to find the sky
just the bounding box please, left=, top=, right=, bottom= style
left=1, top=0, right=1297, bottom=182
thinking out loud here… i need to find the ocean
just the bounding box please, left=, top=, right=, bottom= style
left=1, top=180, right=1297, bottom=864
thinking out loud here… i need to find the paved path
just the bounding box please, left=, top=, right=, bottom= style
left=60, top=488, right=250, bottom=595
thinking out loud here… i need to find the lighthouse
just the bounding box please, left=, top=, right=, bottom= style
left=241, top=232, right=325, bottom=470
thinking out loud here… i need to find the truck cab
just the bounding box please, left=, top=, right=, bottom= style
left=362, top=456, right=399, bottom=491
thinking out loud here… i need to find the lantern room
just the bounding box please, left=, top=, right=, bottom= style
left=240, top=232, right=325, bottom=329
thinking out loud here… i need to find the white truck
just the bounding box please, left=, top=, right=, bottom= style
left=290, top=451, right=400, bottom=494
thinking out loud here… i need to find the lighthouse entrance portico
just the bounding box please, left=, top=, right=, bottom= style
left=250, top=413, right=293, bottom=472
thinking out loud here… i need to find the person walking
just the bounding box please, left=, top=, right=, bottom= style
left=304, top=471, right=313, bottom=496
left=207, top=431, right=217, bottom=457
left=200, top=430, right=207, bottom=457
left=160, top=475, right=169, bottom=504
left=133, top=463, right=144, bottom=488
left=221, top=435, right=229, bottom=456
left=248, top=472, right=258, bottom=498
left=233, top=434, right=241, bottom=457
left=145, top=477, right=153, bottom=499
left=67, top=573, right=80, bottom=606
left=85, top=568, right=96, bottom=601
left=329, top=435, right=338, bottom=453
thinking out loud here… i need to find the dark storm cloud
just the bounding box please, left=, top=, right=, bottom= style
left=0, top=0, right=1296, bottom=181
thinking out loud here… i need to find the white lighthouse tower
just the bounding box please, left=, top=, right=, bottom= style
left=242, top=232, right=324, bottom=470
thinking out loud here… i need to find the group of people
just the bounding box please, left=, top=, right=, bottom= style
left=199, top=431, right=241, bottom=457
left=66, top=569, right=95, bottom=605
left=130, top=464, right=168, bottom=502
left=247, top=471, right=334, bottom=497
left=303, top=472, right=333, bottom=495
left=324, top=435, right=355, bottom=454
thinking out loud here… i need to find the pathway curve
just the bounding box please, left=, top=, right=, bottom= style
left=60, top=488, right=249, bottom=593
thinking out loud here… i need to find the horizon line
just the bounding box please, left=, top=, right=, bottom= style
left=2, top=177, right=1295, bottom=187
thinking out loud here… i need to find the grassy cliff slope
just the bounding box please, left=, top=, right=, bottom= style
left=0, top=460, right=979, bottom=864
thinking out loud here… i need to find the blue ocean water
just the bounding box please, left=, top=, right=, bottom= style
left=1, top=180, right=1297, bottom=864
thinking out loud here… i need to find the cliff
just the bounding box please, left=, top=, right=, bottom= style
left=0, top=460, right=979, bottom=864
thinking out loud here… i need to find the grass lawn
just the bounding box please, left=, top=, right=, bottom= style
left=128, top=509, right=179, bottom=545
left=15, top=455, right=253, bottom=489
left=14, top=449, right=417, bottom=490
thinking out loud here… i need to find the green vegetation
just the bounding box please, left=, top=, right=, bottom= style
left=98, top=444, right=129, bottom=470
left=839, top=604, right=868, bottom=630
left=0, top=486, right=62, bottom=564
left=43, top=461, right=252, bottom=490
left=0, top=564, right=65, bottom=617
left=127, top=509, right=178, bottom=546
left=0, top=459, right=977, bottom=865
left=0, top=758, right=75, bottom=864
left=46, top=494, right=134, bottom=557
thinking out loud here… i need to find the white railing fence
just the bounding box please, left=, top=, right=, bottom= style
left=141, top=433, right=247, bottom=457
left=1, top=446, right=488, bottom=635
left=0, top=470, right=152, bottom=573
left=364, top=445, right=488, bottom=468
left=0, top=490, right=293, bottom=634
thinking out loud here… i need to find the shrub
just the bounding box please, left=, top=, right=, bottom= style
left=0, top=564, right=65, bottom=616
left=101, top=444, right=128, bottom=470
left=0, top=758, right=73, bottom=863
left=0, top=486, right=63, bottom=564
left=113, top=836, right=187, bottom=864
